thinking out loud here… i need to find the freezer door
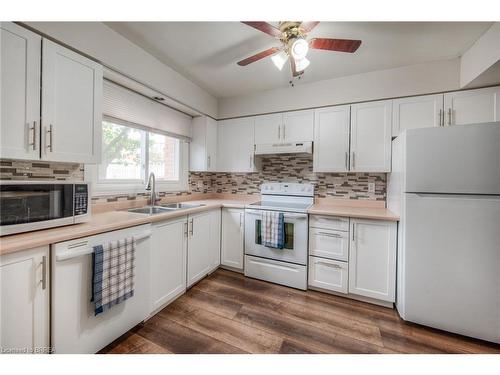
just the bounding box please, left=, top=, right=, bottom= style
left=404, top=193, right=500, bottom=343
left=405, top=123, right=500, bottom=194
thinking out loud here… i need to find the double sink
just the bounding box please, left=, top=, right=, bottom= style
left=128, top=202, right=205, bottom=215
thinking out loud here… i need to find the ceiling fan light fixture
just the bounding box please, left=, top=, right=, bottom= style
left=290, top=38, right=309, bottom=60
left=271, top=51, right=288, bottom=71
left=294, top=57, right=310, bottom=72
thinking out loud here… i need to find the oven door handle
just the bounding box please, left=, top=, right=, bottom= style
left=283, top=213, right=307, bottom=219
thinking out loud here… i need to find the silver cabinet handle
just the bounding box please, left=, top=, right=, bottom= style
left=317, top=231, right=342, bottom=238
left=447, top=108, right=452, bottom=126
left=41, top=255, right=47, bottom=290
left=207, top=155, right=211, bottom=168
left=239, top=213, right=243, bottom=228
left=317, top=261, right=342, bottom=269
left=189, top=218, right=194, bottom=236
left=438, top=109, right=443, bottom=127
left=184, top=221, right=188, bottom=237
left=249, top=155, right=253, bottom=169
left=344, top=151, right=349, bottom=170
left=28, top=121, right=37, bottom=150
left=352, top=223, right=356, bottom=241
left=278, top=125, right=281, bottom=140
left=46, top=124, right=53, bottom=152
left=283, top=124, right=286, bottom=140
left=351, top=152, right=356, bottom=169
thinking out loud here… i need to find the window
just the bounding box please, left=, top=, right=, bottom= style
left=87, top=119, right=188, bottom=195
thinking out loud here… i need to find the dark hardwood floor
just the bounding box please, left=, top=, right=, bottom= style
left=100, top=269, right=500, bottom=354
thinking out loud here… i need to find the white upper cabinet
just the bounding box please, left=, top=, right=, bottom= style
left=282, top=109, right=314, bottom=142
left=392, top=94, right=444, bottom=136
left=313, top=105, right=350, bottom=172
left=0, top=23, right=41, bottom=160
left=254, top=111, right=314, bottom=145
left=221, top=208, right=244, bottom=271
left=444, top=86, right=500, bottom=126
left=254, top=113, right=282, bottom=144
left=217, top=117, right=258, bottom=172
left=190, top=116, right=218, bottom=172
left=349, top=219, right=397, bottom=302
left=41, top=39, right=102, bottom=164
left=1, top=246, right=49, bottom=352
left=350, top=100, right=392, bottom=172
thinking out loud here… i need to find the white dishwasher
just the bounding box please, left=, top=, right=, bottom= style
left=51, top=224, right=152, bottom=353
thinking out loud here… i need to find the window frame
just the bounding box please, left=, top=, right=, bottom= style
left=85, top=117, right=189, bottom=197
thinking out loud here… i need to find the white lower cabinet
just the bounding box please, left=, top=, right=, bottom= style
left=150, top=217, right=187, bottom=313
left=309, top=227, right=349, bottom=261
left=221, top=208, right=244, bottom=271
left=187, top=209, right=221, bottom=287
left=0, top=246, right=49, bottom=353
left=349, top=218, right=397, bottom=302
left=308, top=257, right=348, bottom=294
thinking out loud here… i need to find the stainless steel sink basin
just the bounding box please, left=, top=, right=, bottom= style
left=127, top=206, right=174, bottom=215
left=160, top=202, right=205, bottom=209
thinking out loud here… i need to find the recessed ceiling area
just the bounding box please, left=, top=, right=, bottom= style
left=106, top=22, right=492, bottom=98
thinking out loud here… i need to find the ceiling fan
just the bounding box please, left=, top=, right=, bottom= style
left=237, top=21, right=362, bottom=77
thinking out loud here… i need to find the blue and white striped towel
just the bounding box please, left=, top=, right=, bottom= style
left=262, top=211, right=285, bottom=249
left=91, top=237, right=135, bottom=316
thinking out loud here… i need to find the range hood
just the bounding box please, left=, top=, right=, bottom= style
left=254, top=141, right=313, bottom=156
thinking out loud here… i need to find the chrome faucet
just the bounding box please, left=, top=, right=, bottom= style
left=145, top=172, right=157, bottom=206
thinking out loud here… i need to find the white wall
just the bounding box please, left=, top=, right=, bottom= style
left=218, top=59, right=461, bottom=118
left=460, top=23, right=500, bottom=88
left=25, top=22, right=218, bottom=118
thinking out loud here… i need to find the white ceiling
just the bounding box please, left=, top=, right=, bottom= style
left=106, top=22, right=492, bottom=98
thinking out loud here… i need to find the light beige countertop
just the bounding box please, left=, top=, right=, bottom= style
left=0, top=194, right=259, bottom=256
left=308, top=198, right=399, bottom=222
left=0, top=194, right=398, bottom=256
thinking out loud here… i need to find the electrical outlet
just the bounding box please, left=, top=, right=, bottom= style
left=368, top=182, right=375, bottom=194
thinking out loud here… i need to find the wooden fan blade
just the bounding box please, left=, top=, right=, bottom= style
left=290, top=58, right=303, bottom=77
left=310, top=38, right=362, bottom=53
left=237, top=47, right=280, bottom=66
left=241, top=22, right=282, bottom=38
left=299, top=21, right=320, bottom=33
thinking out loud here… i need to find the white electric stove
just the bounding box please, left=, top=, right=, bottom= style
left=244, top=182, right=314, bottom=290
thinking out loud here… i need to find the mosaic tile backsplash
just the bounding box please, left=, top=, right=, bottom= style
left=1, top=155, right=386, bottom=202
left=190, top=155, right=386, bottom=200
left=0, top=159, right=84, bottom=181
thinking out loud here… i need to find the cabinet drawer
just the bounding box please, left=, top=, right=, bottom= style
left=309, top=215, right=349, bottom=231
left=309, top=228, right=349, bottom=261
left=308, top=256, right=348, bottom=294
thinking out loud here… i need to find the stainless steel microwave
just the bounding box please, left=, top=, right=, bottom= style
left=0, top=181, right=90, bottom=236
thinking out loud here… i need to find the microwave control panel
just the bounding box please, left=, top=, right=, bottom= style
left=74, top=184, right=88, bottom=215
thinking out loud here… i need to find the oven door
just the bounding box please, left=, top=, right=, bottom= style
left=244, top=209, right=308, bottom=265
left=0, top=183, right=74, bottom=235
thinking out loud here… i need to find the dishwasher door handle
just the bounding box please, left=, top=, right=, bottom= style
left=55, top=230, right=152, bottom=261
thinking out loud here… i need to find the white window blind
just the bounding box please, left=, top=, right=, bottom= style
left=103, top=80, right=192, bottom=139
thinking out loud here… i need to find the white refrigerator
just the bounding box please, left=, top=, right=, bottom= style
left=388, top=122, right=500, bottom=344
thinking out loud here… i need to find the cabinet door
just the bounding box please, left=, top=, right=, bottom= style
left=349, top=219, right=396, bottom=302
left=206, top=117, right=218, bottom=172
left=150, top=217, right=187, bottom=313
left=283, top=109, right=314, bottom=142
left=0, top=23, right=41, bottom=160
left=41, top=39, right=103, bottom=164
left=187, top=211, right=212, bottom=287
left=313, top=105, right=350, bottom=172
left=350, top=100, right=392, bottom=172
left=208, top=209, right=221, bottom=272
left=392, top=94, right=444, bottom=136
left=221, top=208, right=244, bottom=270
left=0, top=246, right=49, bottom=353
left=444, top=86, right=500, bottom=126
left=254, top=113, right=282, bottom=144
left=217, top=117, right=257, bottom=172
left=309, top=256, right=348, bottom=294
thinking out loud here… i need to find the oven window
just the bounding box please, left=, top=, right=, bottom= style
left=255, top=219, right=294, bottom=249
left=0, top=184, right=74, bottom=226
